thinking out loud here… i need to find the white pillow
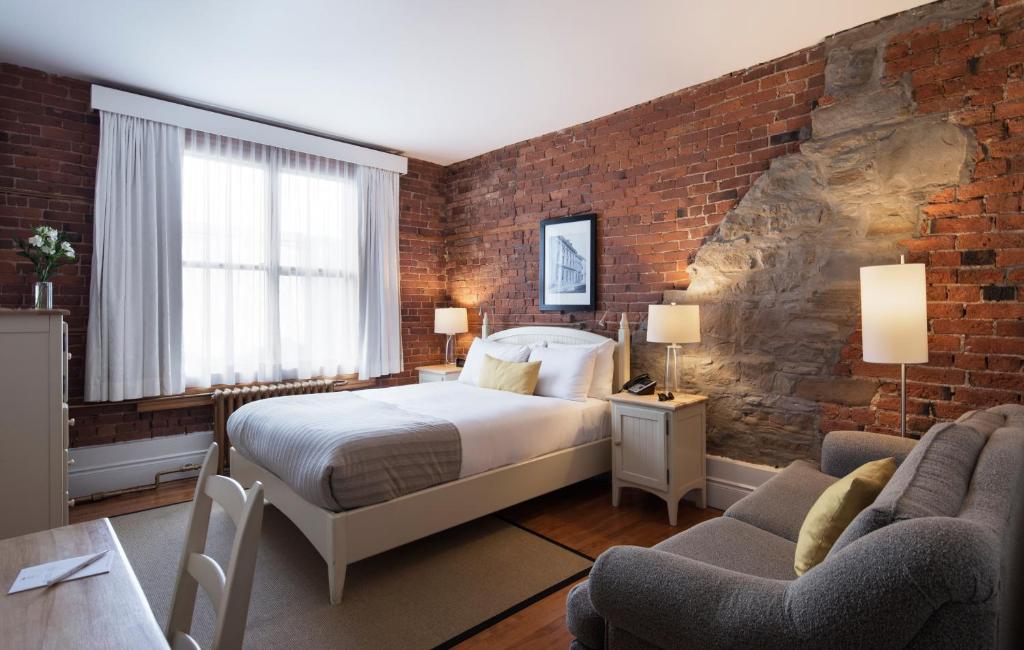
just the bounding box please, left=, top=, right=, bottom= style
left=550, top=339, right=616, bottom=399
left=459, top=338, right=531, bottom=386
left=528, top=345, right=598, bottom=402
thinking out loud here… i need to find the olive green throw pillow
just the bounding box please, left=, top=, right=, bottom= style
left=477, top=354, right=542, bottom=395
left=794, top=457, right=897, bottom=576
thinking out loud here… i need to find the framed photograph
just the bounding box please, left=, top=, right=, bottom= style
left=539, top=213, right=597, bottom=311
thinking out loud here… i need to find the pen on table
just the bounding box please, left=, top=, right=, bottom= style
left=44, top=549, right=110, bottom=589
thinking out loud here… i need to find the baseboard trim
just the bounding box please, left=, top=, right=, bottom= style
left=68, top=431, right=213, bottom=498
left=704, top=455, right=779, bottom=510
left=68, top=435, right=779, bottom=510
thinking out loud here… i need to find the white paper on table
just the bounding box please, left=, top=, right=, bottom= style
left=7, top=552, right=113, bottom=594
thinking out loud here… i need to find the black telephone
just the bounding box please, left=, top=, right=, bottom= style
left=622, top=373, right=657, bottom=395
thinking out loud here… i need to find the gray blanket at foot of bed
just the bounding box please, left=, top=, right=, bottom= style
left=228, top=392, right=462, bottom=511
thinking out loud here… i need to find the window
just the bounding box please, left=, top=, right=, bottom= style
left=181, top=132, right=359, bottom=387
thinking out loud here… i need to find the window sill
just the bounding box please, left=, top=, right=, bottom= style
left=134, top=376, right=378, bottom=413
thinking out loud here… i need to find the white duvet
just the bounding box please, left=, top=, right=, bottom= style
left=358, top=381, right=610, bottom=478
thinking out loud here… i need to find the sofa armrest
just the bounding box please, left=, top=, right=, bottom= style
left=588, top=546, right=796, bottom=648
left=820, top=430, right=917, bottom=478
left=590, top=518, right=996, bottom=649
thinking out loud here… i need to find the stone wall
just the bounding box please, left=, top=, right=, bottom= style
left=644, top=1, right=980, bottom=465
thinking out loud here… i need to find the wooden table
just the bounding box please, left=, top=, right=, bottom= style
left=0, top=518, right=169, bottom=648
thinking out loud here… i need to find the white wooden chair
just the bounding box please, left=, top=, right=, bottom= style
left=166, top=443, right=264, bottom=650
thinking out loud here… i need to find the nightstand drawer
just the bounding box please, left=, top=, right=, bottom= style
left=613, top=404, right=669, bottom=491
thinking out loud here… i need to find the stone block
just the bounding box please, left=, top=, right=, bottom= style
left=794, top=377, right=881, bottom=406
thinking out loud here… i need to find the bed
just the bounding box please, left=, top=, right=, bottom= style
left=229, top=318, right=631, bottom=604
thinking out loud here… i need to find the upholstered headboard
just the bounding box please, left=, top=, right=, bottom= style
left=484, top=314, right=631, bottom=394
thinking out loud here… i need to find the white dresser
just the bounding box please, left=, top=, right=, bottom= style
left=0, top=309, right=70, bottom=540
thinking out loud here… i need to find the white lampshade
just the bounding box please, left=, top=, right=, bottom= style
left=434, top=307, right=468, bottom=335
left=860, top=263, right=928, bottom=364
left=647, top=304, right=700, bottom=344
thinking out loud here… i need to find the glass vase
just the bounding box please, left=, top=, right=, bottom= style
left=33, top=281, right=53, bottom=309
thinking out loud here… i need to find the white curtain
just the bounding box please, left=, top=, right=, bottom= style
left=357, top=166, right=403, bottom=379
left=181, top=131, right=362, bottom=386
left=86, top=112, right=184, bottom=401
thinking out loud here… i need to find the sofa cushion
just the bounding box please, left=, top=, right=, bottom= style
left=830, top=421, right=988, bottom=556
left=725, top=460, right=837, bottom=543
left=653, top=517, right=797, bottom=580
left=794, top=457, right=896, bottom=576
left=566, top=581, right=604, bottom=650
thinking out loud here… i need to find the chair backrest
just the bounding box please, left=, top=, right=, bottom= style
left=166, top=443, right=264, bottom=650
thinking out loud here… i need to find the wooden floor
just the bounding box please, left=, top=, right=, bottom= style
left=71, top=474, right=720, bottom=649
left=69, top=478, right=199, bottom=524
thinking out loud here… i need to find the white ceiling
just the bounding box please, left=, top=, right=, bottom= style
left=0, top=0, right=929, bottom=165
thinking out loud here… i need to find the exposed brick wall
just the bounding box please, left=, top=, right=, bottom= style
left=0, top=63, right=448, bottom=446
left=4, top=0, right=1021, bottom=454
left=382, top=157, right=449, bottom=387
left=823, top=0, right=1024, bottom=435
left=444, top=46, right=825, bottom=353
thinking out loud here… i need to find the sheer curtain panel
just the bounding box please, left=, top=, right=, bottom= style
left=182, top=132, right=361, bottom=387
left=86, top=112, right=184, bottom=401
left=357, top=166, right=403, bottom=379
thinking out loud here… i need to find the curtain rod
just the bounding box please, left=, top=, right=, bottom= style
left=90, top=85, right=408, bottom=175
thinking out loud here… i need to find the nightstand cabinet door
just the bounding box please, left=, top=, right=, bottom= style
left=613, top=404, right=669, bottom=491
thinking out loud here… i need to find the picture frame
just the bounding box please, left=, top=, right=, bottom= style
left=539, top=213, right=597, bottom=311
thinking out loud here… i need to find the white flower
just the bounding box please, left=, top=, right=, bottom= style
left=41, top=243, right=55, bottom=255
left=45, top=227, right=58, bottom=241
left=28, top=235, right=44, bottom=248
left=61, top=241, right=75, bottom=259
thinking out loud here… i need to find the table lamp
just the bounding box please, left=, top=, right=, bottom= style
left=860, top=257, right=928, bottom=437
left=647, top=303, right=700, bottom=394
left=434, top=307, right=468, bottom=365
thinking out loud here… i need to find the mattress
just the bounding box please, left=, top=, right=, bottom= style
left=230, top=381, right=610, bottom=511
left=359, top=381, right=611, bottom=478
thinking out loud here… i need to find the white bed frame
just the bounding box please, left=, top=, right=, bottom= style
left=230, top=315, right=631, bottom=604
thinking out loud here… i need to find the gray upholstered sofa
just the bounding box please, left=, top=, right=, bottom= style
left=567, top=405, right=1024, bottom=650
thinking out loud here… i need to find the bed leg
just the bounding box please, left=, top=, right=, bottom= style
left=328, top=561, right=347, bottom=605
left=327, top=516, right=348, bottom=605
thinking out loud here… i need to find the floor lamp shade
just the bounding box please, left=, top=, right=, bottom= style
left=647, top=304, right=701, bottom=344
left=859, top=264, right=928, bottom=364
left=434, top=308, right=468, bottom=335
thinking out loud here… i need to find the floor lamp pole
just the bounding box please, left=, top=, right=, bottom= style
left=900, top=362, right=907, bottom=438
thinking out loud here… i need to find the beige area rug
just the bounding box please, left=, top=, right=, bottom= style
left=112, top=502, right=591, bottom=649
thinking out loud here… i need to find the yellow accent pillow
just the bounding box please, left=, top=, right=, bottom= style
left=794, top=457, right=897, bottom=576
left=477, top=353, right=542, bottom=395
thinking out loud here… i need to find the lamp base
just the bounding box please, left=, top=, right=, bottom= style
left=663, top=344, right=681, bottom=394
left=444, top=334, right=455, bottom=366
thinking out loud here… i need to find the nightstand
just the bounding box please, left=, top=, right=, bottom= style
left=607, top=392, right=708, bottom=525
left=417, top=364, right=462, bottom=383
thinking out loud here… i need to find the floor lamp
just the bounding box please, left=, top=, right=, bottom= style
left=435, top=307, right=468, bottom=366
left=860, top=257, right=928, bottom=437
left=647, top=303, right=701, bottom=394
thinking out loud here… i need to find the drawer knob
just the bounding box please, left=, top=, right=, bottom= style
left=67, top=498, right=75, bottom=507
left=67, top=457, right=75, bottom=466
